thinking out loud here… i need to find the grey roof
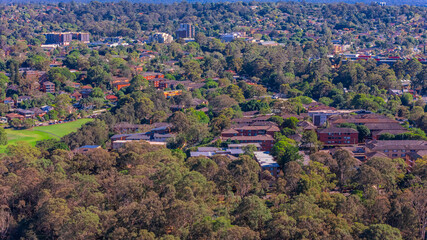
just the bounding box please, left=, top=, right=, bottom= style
left=198, top=147, right=220, bottom=152
left=318, top=127, right=358, bottom=134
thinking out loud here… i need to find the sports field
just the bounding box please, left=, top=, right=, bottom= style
left=0, top=118, right=93, bottom=152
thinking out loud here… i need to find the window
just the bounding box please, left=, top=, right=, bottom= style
left=393, top=150, right=398, bottom=152
left=384, top=150, right=389, bottom=153
left=392, top=154, right=398, bottom=157
left=402, top=150, right=406, bottom=152
left=401, top=154, right=406, bottom=157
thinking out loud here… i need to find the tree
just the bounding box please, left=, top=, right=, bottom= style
left=0, top=128, right=7, bottom=145
left=282, top=117, right=299, bottom=130
left=361, top=224, right=402, bottom=240
left=333, top=149, right=358, bottom=186
left=182, top=60, right=202, bottom=81
left=271, top=141, right=302, bottom=169
left=91, top=87, right=104, bottom=98
left=233, top=195, right=272, bottom=231
left=301, top=130, right=322, bottom=153
left=87, top=66, right=111, bottom=87
left=357, top=125, right=370, bottom=142
left=400, top=93, right=413, bottom=106
left=37, top=198, right=71, bottom=238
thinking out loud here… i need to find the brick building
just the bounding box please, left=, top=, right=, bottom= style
left=42, top=81, right=55, bottom=93
left=318, top=127, right=359, bottom=146
left=142, top=72, right=164, bottom=80
left=221, top=125, right=280, bottom=138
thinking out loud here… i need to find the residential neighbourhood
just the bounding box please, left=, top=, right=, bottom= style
left=0, top=1, right=426, bottom=239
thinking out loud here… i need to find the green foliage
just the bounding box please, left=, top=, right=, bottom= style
left=0, top=127, right=7, bottom=145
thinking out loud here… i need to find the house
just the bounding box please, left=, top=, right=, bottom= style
left=0, top=117, right=7, bottom=124
left=112, top=140, right=167, bottom=149
left=113, top=81, right=130, bottom=91
left=70, top=91, right=82, bottom=101
left=3, top=97, right=14, bottom=107
left=17, top=96, right=31, bottom=104
left=42, top=81, right=55, bottom=93
left=106, top=95, right=118, bottom=102
left=41, top=105, right=54, bottom=112
left=29, top=107, right=46, bottom=118
left=163, top=90, right=182, bottom=98
left=5, top=113, right=25, bottom=121
left=80, top=85, right=93, bottom=98
left=150, top=123, right=173, bottom=135
left=71, top=82, right=81, bottom=88
left=113, top=122, right=145, bottom=133
left=318, top=127, right=359, bottom=146
left=298, top=121, right=317, bottom=131
left=73, top=145, right=101, bottom=154
left=254, top=151, right=281, bottom=177
left=153, top=133, right=174, bottom=142
left=15, top=109, right=34, bottom=118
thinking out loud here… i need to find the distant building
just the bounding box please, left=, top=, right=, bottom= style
left=45, top=32, right=90, bottom=45
left=309, top=110, right=340, bottom=126
left=163, top=90, right=182, bottom=98
left=42, top=81, right=55, bottom=93
left=318, top=127, right=359, bottom=146
left=70, top=91, right=82, bottom=101
left=149, top=33, right=173, bottom=44
left=220, top=32, right=245, bottom=42
left=176, top=23, right=195, bottom=38
left=254, top=151, right=281, bottom=177
left=142, top=72, right=164, bottom=80
left=74, top=145, right=101, bottom=154
left=366, top=140, right=427, bottom=166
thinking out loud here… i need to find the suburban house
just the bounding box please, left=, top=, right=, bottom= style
left=106, top=95, right=118, bottom=102
left=3, top=97, right=14, bottom=107
left=15, top=108, right=35, bottom=118
left=73, top=145, right=101, bottom=154
left=17, top=96, right=31, bottom=104
left=112, top=81, right=130, bottom=91
left=5, top=113, right=25, bottom=121
left=163, top=90, right=182, bottom=98
left=70, top=91, right=82, bottom=101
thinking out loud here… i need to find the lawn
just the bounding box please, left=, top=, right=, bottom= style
left=0, top=118, right=93, bottom=152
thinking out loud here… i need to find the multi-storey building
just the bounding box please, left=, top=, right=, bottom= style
left=318, top=127, right=359, bottom=146
left=45, top=32, right=90, bottom=45
left=176, top=23, right=195, bottom=38
left=42, top=81, right=55, bottom=93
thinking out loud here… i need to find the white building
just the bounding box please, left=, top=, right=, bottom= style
left=149, top=33, right=173, bottom=44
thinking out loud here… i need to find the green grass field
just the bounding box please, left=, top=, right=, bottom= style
left=0, top=118, right=93, bottom=152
